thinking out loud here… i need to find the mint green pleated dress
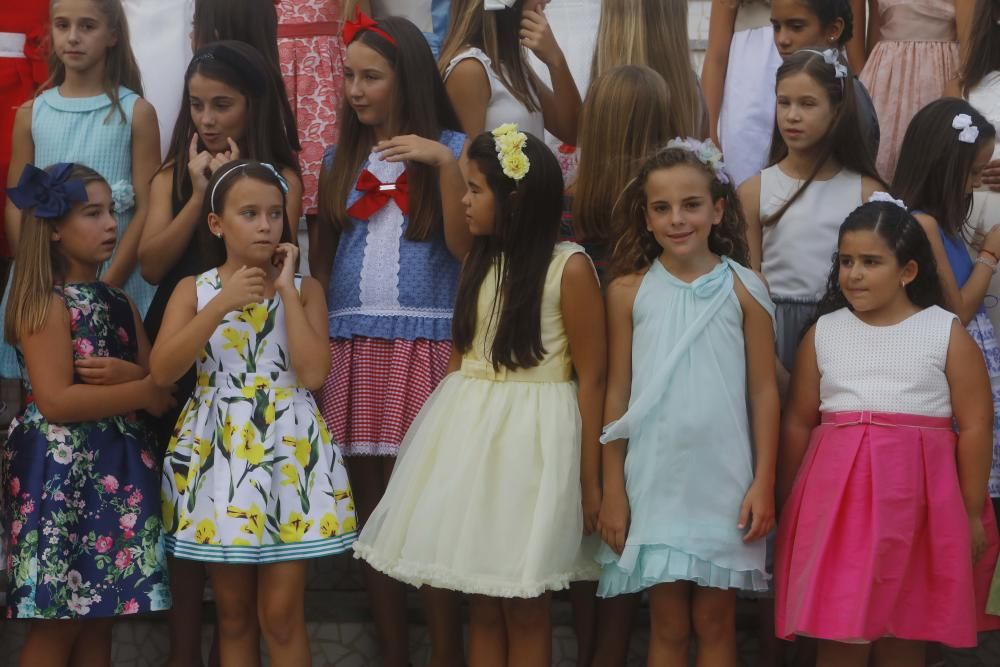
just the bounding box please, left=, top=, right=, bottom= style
left=596, top=257, right=774, bottom=595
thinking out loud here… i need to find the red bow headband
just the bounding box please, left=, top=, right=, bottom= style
left=342, top=7, right=396, bottom=46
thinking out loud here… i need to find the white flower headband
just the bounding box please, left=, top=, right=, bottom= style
left=952, top=113, right=980, bottom=144
left=868, top=191, right=906, bottom=210
left=665, top=137, right=731, bottom=185
left=492, top=123, right=530, bottom=181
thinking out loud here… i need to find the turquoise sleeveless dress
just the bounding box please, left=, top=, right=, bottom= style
left=0, top=86, right=155, bottom=377
left=596, top=257, right=775, bottom=595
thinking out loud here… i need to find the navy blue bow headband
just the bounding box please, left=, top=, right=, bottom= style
left=6, top=163, right=89, bottom=219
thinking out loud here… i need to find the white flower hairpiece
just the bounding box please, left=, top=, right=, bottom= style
left=665, top=137, right=731, bottom=185
left=492, top=123, right=530, bottom=181
left=868, top=191, right=907, bottom=210
left=952, top=113, right=981, bottom=144
left=821, top=49, right=849, bottom=79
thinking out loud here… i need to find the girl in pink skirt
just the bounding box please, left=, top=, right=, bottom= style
left=775, top=196, right=999, bottom=664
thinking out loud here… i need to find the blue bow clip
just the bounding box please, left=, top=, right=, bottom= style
left=6, top=163, right=89, bottom=219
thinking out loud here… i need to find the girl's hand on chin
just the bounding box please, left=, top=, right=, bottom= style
left=376, top=135, right=450, bottom=168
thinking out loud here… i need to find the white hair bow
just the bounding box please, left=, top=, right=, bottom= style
left=822, top=49, right=848, bottom=79
left=868, top=191, right=906, bottom=210
left=484, top=0, right=516, bottom=9
left=952, top=113, right=980, bottom=144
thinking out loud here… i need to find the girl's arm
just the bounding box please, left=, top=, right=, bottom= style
left=846, top=0, right=868, bottom=74
left=149, top=267, right=266, bottom=386
left=916, top=213, right=996, bottom=324
left=560, top=253, right=607, bottom=536
left=738, top=174, right=763, bottom=271
left=273, top=244, right=331, bottom=390
left=777, top=325, right=821, bottom=507
left=103, top=99, right=161, bottom=288
left=21, top=295, right=172, bottom=422
left=735, top=276, right=780, bottom=542
left=955, top=0, right=974, bottom=69
left=74, top=298, right=150, bottom=384
left=946, top=319, right=994, bottom=560
left=5, top=102, right=35, bottom=252
left=283, top=168, right=303, bottom=243
left=521, top=9, right=581, bottom=145
left=375, top=135, right=472, bottom=259
left=866, top=0, right=882, bottom=55
left=444, top=59, right=491, bottom=140
left=860, top=176, right=884, bottom=201
left=701, top=0, right=738, bottom=147
left=597, top=273, right=641, bottom=555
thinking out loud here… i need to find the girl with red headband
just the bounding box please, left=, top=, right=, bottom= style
left=316, top=12, right=469, bottom=667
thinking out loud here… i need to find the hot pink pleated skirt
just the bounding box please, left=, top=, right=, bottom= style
left=775, top=411, right=1000, bottom=647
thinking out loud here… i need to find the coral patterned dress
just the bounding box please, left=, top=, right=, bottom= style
left=277, top=0, right=345, bottom=216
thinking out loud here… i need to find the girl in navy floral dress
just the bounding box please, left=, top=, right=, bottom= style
left=2, top=163, right=174, bottom=663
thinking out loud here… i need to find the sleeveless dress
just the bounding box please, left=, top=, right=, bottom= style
left=717, top=0, right=782, bottom=187
left=443, top=47, right=546, bottom=139
left=277, top=0, right=345, bottom=215
left=859, top=0, right=958, bottom=181
left=760, top=165, right=863, bottom=369
left=2, top=283, right=170, bottom=618
left=354, top=243, right=600, bottom=596
left=317, top=130, right=464, bottom=457
left=595, top=258, right=774, bottom=596
left=775, top=306, right=1000, bottom=645
left=160, top=269, right=357, bottom=563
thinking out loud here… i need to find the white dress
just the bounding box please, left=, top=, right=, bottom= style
left=717, top=1, right=782, bottom=187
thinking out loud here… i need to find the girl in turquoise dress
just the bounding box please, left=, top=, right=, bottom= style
left=596, top=138, right=780, bottom=664
left=3, top=163, right=174, bottom=663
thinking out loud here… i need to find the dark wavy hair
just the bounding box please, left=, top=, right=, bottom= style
left=608, top=143, right=749, bottom=280
left=815, top=201, right=943, bottom=318
left=451, top=132, right=563, bottom=371
left=892, top=98, right=996, bottom=240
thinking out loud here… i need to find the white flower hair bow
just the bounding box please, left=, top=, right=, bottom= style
left=822, top=49, right=848, bottom=79
left=952, top=113, right=980, bottom=144
left=666, top=137, right=731, bottom=185
left=868, top=191, right=906, bottom=210
left=484, top=0, right=516, bottom=9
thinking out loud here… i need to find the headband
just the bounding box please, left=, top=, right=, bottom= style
left=342, top=7, right=395, bottom=46
left=665, top=137, right=731, bottom=185
left=953, top=113, right=981, bottom=144
left=492, top=123, right=530, bottom=181
left=209, top=162, right=290, bottom=213
left=190, top=43, right=268, bottom=97
left=799, top=48, right=849, bottom=79
left=7, top=163, right=89, bottom=219
left=868, top=191, right=907, bottom=210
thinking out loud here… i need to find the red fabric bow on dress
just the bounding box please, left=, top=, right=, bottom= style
left=341, top=7, right=395, bottom=46
left=346, top=169, right=409, bottom=220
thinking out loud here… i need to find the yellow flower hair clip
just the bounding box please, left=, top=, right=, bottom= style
left=492, top=123, right=530, bottom=181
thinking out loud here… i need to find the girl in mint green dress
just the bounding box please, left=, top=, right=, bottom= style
left=597, top=139, right=779, bottom=664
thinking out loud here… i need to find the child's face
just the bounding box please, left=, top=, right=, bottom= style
left=344, top=42, right=396, bottom=135
left=51, top=0, right=117, bottom=74
left=643, top=165, right=723, bottom=262
left=188, top=74, right=248, bottom=154
left=776, top=71, right=835, bottom=153
left=770, top=0, right=842, bottom=58
left=208, top=177, right=285, bottom=266
left=967, top=140, right=994, bottom=194
left=838, top=230, right=917, bottom=313
left=55, top=181, right=118, bottom=268
left=461, top=160, right=496, bottom=236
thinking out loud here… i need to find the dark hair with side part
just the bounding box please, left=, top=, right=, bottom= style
left=765, top=49, right=882, bottom=226
left=197, top=159, right=293, bottom=269
left=891, top=98, right=996, bottom=239
left=608, top=144, right=750, bottom=280
left=320, top=17, right=462, bottom=242
left=815, top=201, right=943, bottom=318
left=798, top=0, right=854, bottom=46
left=160, top=41, right=300, bottom=211
left=451, top=132, right=564, bottom=371
left=960, top=0, right=1000, bottom=95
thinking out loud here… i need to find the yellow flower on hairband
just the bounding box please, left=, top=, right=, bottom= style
left=492, top=122, right=530, bottom=181
left=492, top=123, right=518, bottom=138
left=501, top=152, right=530, bottom=181
left=496, top=131, right=526, bottom=154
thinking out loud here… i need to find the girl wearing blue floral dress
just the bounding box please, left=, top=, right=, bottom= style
left=2, top=163, right=174, bottom=664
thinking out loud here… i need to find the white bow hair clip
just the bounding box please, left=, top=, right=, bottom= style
left=822, top=49, right=848, bottom=79
left=868, top=192, right=907, bottom=210
left=952, top=113, right=980, bottom=144
left=484, top=0, right=516, bottom=9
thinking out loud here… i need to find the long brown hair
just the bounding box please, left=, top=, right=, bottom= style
left=5, top=164, right=106, bottom=344
left=589, top=0, right=703, bottom=138
left=764, top=49, right=882, bottom=226
left=438, top=0, right=540, bottom=111
left=960, top=0, right=1000, bottom=95
left=609, top=145, right=749, bottom=280
left=452, top=132, right=563, bottom=371
left=572, top=65, right=673, bottom=245
left=43, top=0, right=143, bottom=123
left=321, top=17, right=462, bottom=242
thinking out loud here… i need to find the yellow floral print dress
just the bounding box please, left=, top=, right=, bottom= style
left=161, top=269, right=356, bottom=563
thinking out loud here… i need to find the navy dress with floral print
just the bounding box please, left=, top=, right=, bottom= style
left=3, top=282, right=170, bottom=619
